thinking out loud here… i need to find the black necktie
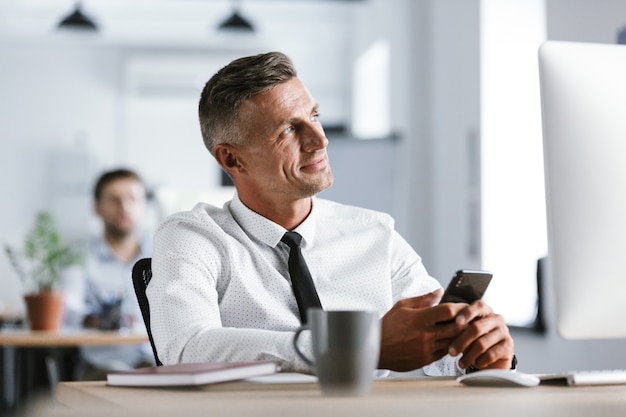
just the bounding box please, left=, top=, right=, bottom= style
left=281, top=231, right=323, bottom=324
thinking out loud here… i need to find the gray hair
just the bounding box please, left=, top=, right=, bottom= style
left=198, top=51, right=298, bottom=155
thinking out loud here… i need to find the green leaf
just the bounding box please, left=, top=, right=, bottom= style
left=5, top=211, right=84, bottom=293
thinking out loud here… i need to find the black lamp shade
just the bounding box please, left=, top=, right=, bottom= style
left=58, top=6, right=98, bottom=31
left=219, top=9, right=254, bottom=32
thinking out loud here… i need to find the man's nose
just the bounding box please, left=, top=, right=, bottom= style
left=301, top=124, right=328, bottom=152
left=120, top=198, right=136, bottom=211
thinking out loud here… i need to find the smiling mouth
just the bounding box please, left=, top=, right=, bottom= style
left=301, top=155, right=328, bottom=171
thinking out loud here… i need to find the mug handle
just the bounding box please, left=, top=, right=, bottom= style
left=292, top=325, right=315, bottom=368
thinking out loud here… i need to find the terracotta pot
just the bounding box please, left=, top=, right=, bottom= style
left=24, top=292, right=65, bottom=331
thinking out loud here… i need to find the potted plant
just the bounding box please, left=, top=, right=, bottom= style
left=4, top=212, right=83, bottom=331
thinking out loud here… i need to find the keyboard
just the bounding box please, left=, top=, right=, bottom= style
left=541, top=369, right=626, bottom=386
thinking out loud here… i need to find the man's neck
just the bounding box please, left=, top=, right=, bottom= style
left=104, top=233, right=141, bottom=264
left=237, top=192, right=313, bottom=231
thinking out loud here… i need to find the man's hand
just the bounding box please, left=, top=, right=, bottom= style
left=83, top=314, right=101, bottom=329
left=378, top=289, right=469, bottom=371
left=379, top=291, right=515, bottom=372
left=447, top=300, right=515, bottom=370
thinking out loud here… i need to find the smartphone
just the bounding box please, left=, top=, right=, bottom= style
left=440, top=269, right=493, bottom=304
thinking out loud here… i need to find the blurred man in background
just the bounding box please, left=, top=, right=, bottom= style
left=65, top=168, right=154, bottom=378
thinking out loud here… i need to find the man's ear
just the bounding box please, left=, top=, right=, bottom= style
left=214, top=144, right=245, bottom=177
left=94, top=202, right=102, bottom=217
left=93, top=203, right=106, bottom=222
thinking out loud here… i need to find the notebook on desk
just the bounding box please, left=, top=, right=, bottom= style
left=107, top=360, right=281, bottom=387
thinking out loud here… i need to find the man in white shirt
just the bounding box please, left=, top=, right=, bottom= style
left=65, top=169, right=154, bottom=377
left=148, top=52, right=514, bottom=375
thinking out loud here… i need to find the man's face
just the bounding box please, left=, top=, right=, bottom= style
left=234, top=77, right=334, bottom=200
left=95, top=178, right=146, bottom=238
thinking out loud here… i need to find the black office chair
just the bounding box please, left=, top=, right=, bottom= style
left=131, top=257, right=162, bottom=366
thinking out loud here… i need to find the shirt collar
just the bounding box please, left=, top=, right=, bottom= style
left=92, top=237, right=115, bottom=261
left=229, top=192, right=318, bottom=249
left=91, top=235, right=151, bottom=265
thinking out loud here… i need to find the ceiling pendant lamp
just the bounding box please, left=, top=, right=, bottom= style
left=219, top=0, right=254, bottom=32
left=57, top=1, right=98, bottom=31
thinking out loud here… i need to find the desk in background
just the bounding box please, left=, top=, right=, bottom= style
left=0, top=328, right=148, bottom=415
left=0, top=329, right=148, bottom=347
left=52, top=377, right=626, bottom=417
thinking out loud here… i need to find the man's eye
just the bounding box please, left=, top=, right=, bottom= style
left=310, top=114, right=319, bottom=122
left=282, top=126, right=295, bottom=135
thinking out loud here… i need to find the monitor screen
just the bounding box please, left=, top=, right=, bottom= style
left=539, top=41, right=626, bottom=340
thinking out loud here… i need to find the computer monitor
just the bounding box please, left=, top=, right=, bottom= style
left=539, top=41, right=626, bottom=340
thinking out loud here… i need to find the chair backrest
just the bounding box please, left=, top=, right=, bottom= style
left=131, top=257, right=162, bottom=366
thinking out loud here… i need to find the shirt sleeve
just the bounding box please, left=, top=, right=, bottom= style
left=147, top=212, right=313, bottom=373
left=388, top=229, right=442, bottom=302
left=388, top=230, right=465, bottom=376
left=422, top=355, right=465, bottom=376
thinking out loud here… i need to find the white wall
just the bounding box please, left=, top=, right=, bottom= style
left=546, top=0, right=626, bottom=43
left=0, top=41, right=124, bottom=315
left=401, top=0, right=481, bottom=281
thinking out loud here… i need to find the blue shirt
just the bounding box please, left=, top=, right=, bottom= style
left=64, top=235, right=153, bottom=370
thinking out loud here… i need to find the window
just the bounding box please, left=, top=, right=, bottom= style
left=480, top=0, right=547, bottom=327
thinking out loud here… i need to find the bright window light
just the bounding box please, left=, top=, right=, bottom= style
left=480, top=0, right=547, bottom=327
left=352, top=39, right=391, bottom=139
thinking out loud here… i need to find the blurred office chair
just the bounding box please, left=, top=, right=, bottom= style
left=131, top=257, right=162, bottom=366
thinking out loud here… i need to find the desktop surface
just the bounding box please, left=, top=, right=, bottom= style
left=49, top=376, right=626, bottom=417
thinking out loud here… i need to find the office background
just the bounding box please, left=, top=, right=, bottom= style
left=1, top=0, right=626, bottom=374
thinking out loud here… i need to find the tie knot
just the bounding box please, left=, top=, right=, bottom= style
left=281, top=231, right=303, bottom=248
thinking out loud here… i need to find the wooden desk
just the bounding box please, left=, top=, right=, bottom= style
left=0, top=329, right=148, bottom=347
left=0, top=329, right=148, bottom=414
left=53, top=377, right=626, bottom=417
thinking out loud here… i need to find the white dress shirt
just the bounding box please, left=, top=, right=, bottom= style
left=148, top=193, right=460, bottom=374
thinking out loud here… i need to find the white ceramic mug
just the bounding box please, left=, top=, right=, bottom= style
left=293, top=309, right=380, bottom=396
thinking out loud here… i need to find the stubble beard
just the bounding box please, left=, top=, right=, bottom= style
left=296, top=167, right=334, bottom=198
left=105, top=224, right=135, bottom=242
